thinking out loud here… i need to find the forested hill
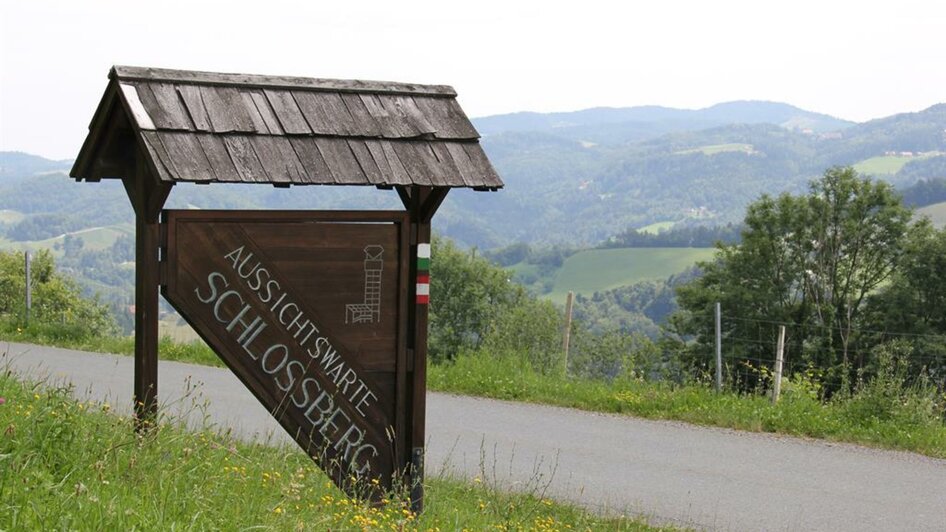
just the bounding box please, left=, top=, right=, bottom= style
left=446, top=103, right=946, bottom=247
left=0, top=152, right=72, bottom=183
left=472, top=100, right=854, bottom=142
left=2, top=103, right=946, bottom=249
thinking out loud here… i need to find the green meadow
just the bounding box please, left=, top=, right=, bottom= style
left=0, top=209, right=25, bottom=224
left=916, top=201, right=946, bottom=228
left=636, top=221, right=676, bottom=234
left=0, top=371, right=667, bottom=531
left=547, top=247, right=715, bottom=304
left=853, top=152, right=940, bottom=176
left=675, top=143, right=755, bottom=155
left=0, top=223, right=133, bottom=256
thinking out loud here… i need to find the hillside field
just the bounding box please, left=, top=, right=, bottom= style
left=916, top=201, right=946, bottom=228
left=547, top=247, right=715, bottom=303
left=0, top=209, right=25, bottom=224
left=637, top=221, right=677, bottom=234
left=0, top=224, right=133, bottom=256
left=675, top=143, right=755, bottom=155
left=853, top=152, right=941, bottom=175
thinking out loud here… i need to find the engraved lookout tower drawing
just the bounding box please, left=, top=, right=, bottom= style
left=347, top=245, right=384, bottom=324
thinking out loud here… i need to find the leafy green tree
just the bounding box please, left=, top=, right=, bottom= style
left=864, top=224, right=946, bottom=376
left=428, top=237, right=526, bottom=361
left=803, top=167, right=914, bottom=365
left=428, top=236, right=568, bottom=372
left=480, top=297, right=563, bottom=374
left=674, top=167, right=916, bottom=389
left=0, top=250, right=115, bottom=335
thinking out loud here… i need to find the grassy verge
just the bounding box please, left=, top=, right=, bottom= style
left=4, top=323, right=944, bottom=459
left=428, top=354, right=946, bottom=459
left=0, top=321, right=223, bottom=367
left=0, top=371, right=668, bottom=531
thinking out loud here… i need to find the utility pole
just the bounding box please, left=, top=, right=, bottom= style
left=715, top=302, right=722, bottom=392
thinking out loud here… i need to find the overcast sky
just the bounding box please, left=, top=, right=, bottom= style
left=2, top=0, right=944, bottom=160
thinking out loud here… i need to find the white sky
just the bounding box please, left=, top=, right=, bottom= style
left=2, top=0, right=944, bottom=160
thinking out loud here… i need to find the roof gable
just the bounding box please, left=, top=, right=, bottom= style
left=71, top=66, right=502, bottom=189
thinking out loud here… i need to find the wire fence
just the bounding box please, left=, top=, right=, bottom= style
left=708, top=312, right=946, bottom=395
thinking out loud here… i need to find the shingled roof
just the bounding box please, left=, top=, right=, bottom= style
left=71, top=66, right=502, bottom=189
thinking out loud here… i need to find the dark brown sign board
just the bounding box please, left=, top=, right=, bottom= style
left=161, top=209, right=412, bottom=498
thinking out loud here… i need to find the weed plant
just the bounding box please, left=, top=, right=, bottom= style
left=4, top=320, right=944, bottom=460
left=428, top=350, right=946, bottom=458
left=1, top=319, right=222, bottom=367
left=0, top=370, right=667, bottom=531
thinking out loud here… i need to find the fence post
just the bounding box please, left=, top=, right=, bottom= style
left=715, top=302, right=722, bottom=392
left=772, top=325, right=786, bottom=403
left=563, top=291, right=574, bottom=373
left=25, top=251, right=32, bottom=324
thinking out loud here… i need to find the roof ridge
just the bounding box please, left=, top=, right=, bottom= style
left=110, top=66, right=457, bottom=97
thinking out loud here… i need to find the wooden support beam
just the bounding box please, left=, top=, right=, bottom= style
left=405, top=184, right=432, bottom=513
left=125, top=149, right=172, bottom=430
left=419, top=188, right=449, bottom=222
left=395, top=185, right=413, bottom=210
left=393, top=183, right=451, bottom=513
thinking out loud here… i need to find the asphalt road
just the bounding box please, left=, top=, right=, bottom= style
left=3, top=341, right=945, bottom=531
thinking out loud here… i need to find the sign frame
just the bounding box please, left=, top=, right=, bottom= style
left=160, top=209, right=417, bottom=500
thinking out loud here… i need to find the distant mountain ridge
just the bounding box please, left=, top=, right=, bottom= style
left=2, top=103, right=944, bottom=250
left=0, top=151, right=72, bottom=182
left=473, top=100, right=855, bottom=144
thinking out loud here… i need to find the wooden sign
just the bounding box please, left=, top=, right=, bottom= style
left=161, top=210, right=411, bottom=498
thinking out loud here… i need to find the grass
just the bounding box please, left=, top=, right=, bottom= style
left=505, top=261, right=542, bottom=280
left=852, top=152, right=941, bottom=176
left=158, top=314, right=202, bottom=343
left=636, top=221, right=676, bottom=235
left=4, top=323, right=944, bottom=461
left=547, top=247, right=715, bottom=304
left=0, top=370, right=668, bottom=531
left=428, top=354, right=946, bottom=459
left=0, top=224, right=133, bottom=256
left=916, top=201, right=946, bottom=228
left=0, top=321, right=223, bottom=368
left=0, top=209, right=25, bottom=224
left=674, top=143, right=755, bottom=156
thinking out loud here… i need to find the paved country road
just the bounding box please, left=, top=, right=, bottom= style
left=3, top=341, right=945, bottom=532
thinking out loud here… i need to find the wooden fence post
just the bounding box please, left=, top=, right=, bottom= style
left=24, top=251, right=32, bottom=324
left=715, top=302, right=722, bottom=392
left=772, top=325, right=786, bottom=403
left=563, top=291, right=574, bottom=373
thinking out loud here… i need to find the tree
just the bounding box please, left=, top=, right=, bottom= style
left=428, top=237, right=526, bottom=361
left=803, top=167, right=914, bottom=366
left=0, top=249, right=115, bottom=335
left=674, top=167, right=916, bottom=389
left=864, top=224, right=946, bottom=377
left=428, top=236, right=569, bottom=373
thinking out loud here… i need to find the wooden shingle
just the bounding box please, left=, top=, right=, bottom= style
left=71, top=66, right=502, bottom=189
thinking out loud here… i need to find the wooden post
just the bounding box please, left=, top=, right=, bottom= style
left=124, top=151, right=171, bottom=431
left=24, top=251, right=32, bottom=324
left=399, top=184, right=447, bottom=514
left=410, top=218, right=431, bottom=513
left=715, top=302, right=722, bottom=392
left=772, top=325, right=786, bottom=404
left=562, top=291, right=574, bottom=373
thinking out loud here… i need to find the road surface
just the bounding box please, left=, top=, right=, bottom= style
left=3, top=341, right=944, bottom=531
